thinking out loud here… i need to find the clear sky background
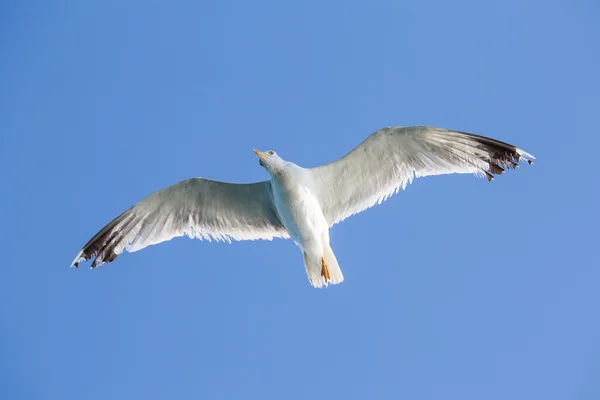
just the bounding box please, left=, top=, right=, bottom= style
left=1, top=1, right=599, bottom=399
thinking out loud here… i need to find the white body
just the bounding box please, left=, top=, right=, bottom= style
left=270, top=163, right=343, bottom=287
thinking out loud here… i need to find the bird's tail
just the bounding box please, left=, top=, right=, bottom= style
left=303, top=244, right=344, bottom=288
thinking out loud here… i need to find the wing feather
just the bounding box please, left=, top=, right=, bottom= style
left=310, top=126, right=535, bottom=226
left=71, top=178, right=288, bottom=268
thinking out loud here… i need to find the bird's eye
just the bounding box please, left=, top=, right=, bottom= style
left=268, top=150, right=275, bottom=155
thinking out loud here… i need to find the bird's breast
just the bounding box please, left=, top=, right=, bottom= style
left=271, top=179, right=328, bottom=244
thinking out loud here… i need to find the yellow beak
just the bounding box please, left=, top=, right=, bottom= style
left=253, top=149, right=267, bottom=160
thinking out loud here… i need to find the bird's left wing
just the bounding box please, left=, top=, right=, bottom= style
left=310, top=126, right=535, bottom=227
left=71, top=178, right=289, bottom=268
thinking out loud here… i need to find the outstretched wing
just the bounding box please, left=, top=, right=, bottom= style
left=310, top=126, right=535, bottom=226
left=71, top=178, right=289, bottom=268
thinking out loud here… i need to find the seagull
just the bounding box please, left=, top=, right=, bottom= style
left=71, top=126, right=534, bottom=288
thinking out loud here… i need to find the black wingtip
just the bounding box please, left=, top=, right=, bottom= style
left=488, top=164, right=505, bottom=175
left=483, top=170, right=494, bottom=182
left=72, top=208, right=134, bottom=269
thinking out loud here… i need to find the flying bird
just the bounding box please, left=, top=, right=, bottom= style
left=71, top=126, right=534, bottom=288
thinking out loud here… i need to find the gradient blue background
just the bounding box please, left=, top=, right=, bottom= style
left=2, top=1, right=599, bottom=399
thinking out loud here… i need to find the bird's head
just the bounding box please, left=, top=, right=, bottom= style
left=253, top=149, right=286, bottom=175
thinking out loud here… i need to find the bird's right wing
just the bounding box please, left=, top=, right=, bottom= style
left=71, top=178, right=289, bottom=268
left=310, top=126, right=535, bottom=227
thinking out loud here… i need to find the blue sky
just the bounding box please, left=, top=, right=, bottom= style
left=1, top=0, right=599, bottom=399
